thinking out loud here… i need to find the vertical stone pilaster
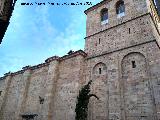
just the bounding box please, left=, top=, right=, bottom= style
left=43, top=59, right=59, bottom=120
left=15, top=68, right=32, bottom=120
left=0, top=72, right=13, bottom=120
left=146, top=50, right=158, bottom=120
left=118, top=55, right=126, bottom=120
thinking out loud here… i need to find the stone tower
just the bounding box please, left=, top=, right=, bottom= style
left=84, top=0, right=160, bottom=120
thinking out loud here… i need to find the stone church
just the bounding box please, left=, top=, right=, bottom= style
left=0, top=0, right=160, bottom=120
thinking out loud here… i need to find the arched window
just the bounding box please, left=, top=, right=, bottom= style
left=116, top=0, right=125, bottom=18
left=101, top=8, right=108, bottom=25
left=93, top=62, right=107, bottom=75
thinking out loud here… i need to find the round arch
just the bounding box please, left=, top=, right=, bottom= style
left=92, top=62, right=107, bottom=75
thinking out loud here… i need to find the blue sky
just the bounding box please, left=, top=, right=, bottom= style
left=0, top=0, right=99, bottom=77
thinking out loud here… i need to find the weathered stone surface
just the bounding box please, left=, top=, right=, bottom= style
left=0, top=0, right=160, bottom=120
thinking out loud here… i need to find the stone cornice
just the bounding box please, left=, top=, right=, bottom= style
left=0, top=50, right=87, bottom=79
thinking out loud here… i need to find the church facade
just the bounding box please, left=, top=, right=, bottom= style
left=0, top=0, right=160, bottom=120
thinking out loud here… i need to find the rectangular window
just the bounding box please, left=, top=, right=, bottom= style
left=99, top=38, right=101, bottom=44
left=132, top=61, right=136, bottom=68
left=99, top=68, right=102, bottom=74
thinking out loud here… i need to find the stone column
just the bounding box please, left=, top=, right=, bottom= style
left=0, top=72, right=13, bottom=120
left=15, top=66, right=32, bottom=120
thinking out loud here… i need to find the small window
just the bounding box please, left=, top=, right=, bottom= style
left=39, top=96, right=44, bottom=104
left=131, top=61, right=136, bottom=68
left=99, top=68, right=102, bottom=74
left=116, top=0, right=125, bottom=18
left=101, top=8, right=108, bottom=25
left=99, top=38, right=101, bottom=44
left=129, top=28, right=130, bottom=34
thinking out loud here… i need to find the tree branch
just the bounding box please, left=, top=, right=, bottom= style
left=88, top=94, right=99, bottom=100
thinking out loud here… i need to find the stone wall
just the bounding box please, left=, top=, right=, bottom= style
left=0, top=78, right=6, bottom=110
left=85, top=0, right=148, bottom=37
left=23, top=66, right=49, bottom=120
left=0, top=0, right=160, bottom=120
left=85, top=14, right=155, bottom=57
left=0, top=50, right=87, bottom=120
left=86, top=41, right=160, bottom=120
left=85, top=1, right=160, bottom=118
left=53, top=55, right=85, bottom=120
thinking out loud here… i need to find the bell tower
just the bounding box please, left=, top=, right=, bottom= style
left=84, top=0, right=160, bottom=120
left=84, top=0, right=160, bottom=57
